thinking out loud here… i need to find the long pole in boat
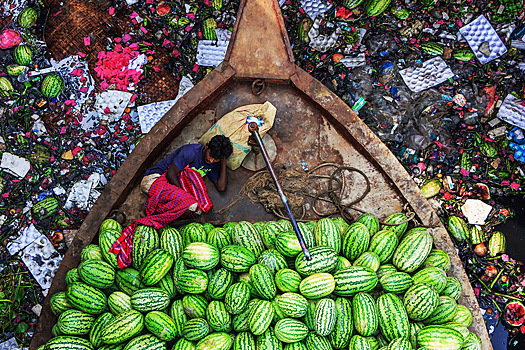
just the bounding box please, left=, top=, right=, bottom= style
left=247, top=121, right=311, bottom=261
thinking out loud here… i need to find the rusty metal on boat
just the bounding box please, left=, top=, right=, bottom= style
left=30, top=0, right=492, bottom=349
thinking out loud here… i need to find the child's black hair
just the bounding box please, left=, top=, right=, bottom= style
left=208, top=135, right=233, bottom=160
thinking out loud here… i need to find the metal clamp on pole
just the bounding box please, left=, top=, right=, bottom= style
left=247, top=121, right=311, bottom=261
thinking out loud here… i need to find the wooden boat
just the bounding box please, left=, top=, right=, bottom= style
left=30, top=0, right=492, bottom=349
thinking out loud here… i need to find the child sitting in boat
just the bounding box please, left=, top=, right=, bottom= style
left=140, top=134, right=233, bottom=215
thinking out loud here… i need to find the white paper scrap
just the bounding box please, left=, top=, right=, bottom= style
left=399, top=57, right=454, bottom=93
left=0, top=153, right=31, bottom=178
left=459, top=15, right=507, bottom=65
left=461, top=199, right=493, bottom=225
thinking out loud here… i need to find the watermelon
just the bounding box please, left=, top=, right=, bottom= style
left=233, top=221, right=265, bottom=257
left=275, top=268, right=302, bottom=293
left=453, top=304, right=473, bottom=328
left=115, top=268, right=143, bottom=295
left=299, top=272, right=335, bottom=299
left=392, top=229, right=433, bottom=273
left=261, top=221, right=282, bottom=249
left=275, top=230, right=303, bottom=257
left=258, top=249, right=288, bottom=275
left=44, top=336, right=94, bottom=350
left=182, top=318, right=210, bottom=341
left=423, top=249, right=451, bottom=272
left=182, top=242, right=220, bottom=270
left=353, top=292, right=378, bottom=336
left=207, top=268, right=233, bottom=299
left=314, top=218, right=342, bottom=253
left=447, top=216, right=468, bottom=242
left=145, top=311, right=178, bottom=341
left=13, top=44, right=32, bottom=65
left=78, top=259, right=115, bottom=289
left=40, top=73, right=64, bottom=98
left=381, top=213, right=408, bottom=239
left=100, top=310, right=144, bottom=345
left=349, top=335, right=371, bottom=350
left=356, top=213, right=380, bottom=236
left=17, top=7, right=38, bottom=28
left=100, top=219, right=122, bottom=234
left=488, top=231, right=506, bottom=255
left=6, top=64, right=27, bottom=76
left=333, top=266, right=378, bottom=296
left=182, top=294, right=208, bottom=319
left=196, top=333, right=233, bottom=350
left=182, top=223, right=207, bottom=247
left=123, top=334, right=166, bottom=350
left=403, top=283, right=438, bottom=321
left=249, top=264, right=277, bottom=300
left=107, top=291, right=132, bottom=314
left=376, top=293, right=409, bottom=342
left=341, top=222, right=370, bottom=261
left=368, top=229, right=398, bottom=264
left=234, top=332, right=256, bottom=349
left=202, top=18, right=217, bottom=40
left=207, top=300, right=231, bottom=332
left=80, top=245, right=103, bottom=262
left=248, top=300, right=274, bottom=335
left=89, top=312, right=113, bottom=347
left=276, top=292, right=308, bottom=318
left=178, top=269, right=209, bottom=294
left=130, top=288, right=170, bottom=312
left=441, top=277, right=462, bottom=301
left=256, top=327, right=282, bottom=349
left=132, top=225, right=159, bottom=270
left=305, top=332, right=332, bottom=350
left=50, top=292, right=74, bottom=316
left=207, top=227, right=232, bottom=250
left=160, top=227, right=183, bottom=260
left=140, top=249, right=174, bottom=285
left=412, top=267, right=447, bottom=293
left=376, top=264, right=397, bottom=280
left=295, top=246, right=338, bottom=276
left=417, top=325, right=463, bottom=350
left=57, top=309, right=96, bottom=335
left=328, top=297, right=353, bottom=349
left=379, top=271, right=413, bottom=294
left=353, top=251, right=380, bottom=271
left=220, top=245, right=256, bottom=272
left=66, top=282, right=107, bottom=315
left=423, top=295, right=458, bottom=325
left=421, top=42, right=445, bottom=56
left=0, top=77, right=14, bottom=98
left=225, top=282, right=251, bottom=314
left=65, top=268, right=81, bottom=286
left=274, top=318, right=309, bottom=343
left=169, top=299, right=188, bottom=337
left=462, top=332, right=482, bottom=350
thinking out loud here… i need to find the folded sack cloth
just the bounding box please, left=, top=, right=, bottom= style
left=110, top=167, right=212, bottom=268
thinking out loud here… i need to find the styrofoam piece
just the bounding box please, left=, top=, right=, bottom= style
left=6, top=224, right=41, bottom=255
left=496, top=23, right=516, bottom=43
left=80, top=110, right=99, bottom=131
left=399, top=57, right=454, bottom=93
left=64, top=173, right=101, bottom=210
left=300, top=0, right=331, bottom=20
left=196, top=40, right=229, bottom=67
left=339, top=53, right=366, bottom=68
left=94, top=90, right=133, bottom=122
left=308, top=18, right=341, bottom=53
left=32, top=304, right=42, bottom=316
left=487, top=125, right=507, bottom=139
left=459, top=15, right=507, bottom=65
left=21, top=235, right=62, bottom=290
left=0, top=152, right=30, bottom=178
left=461, top=199, right=493, bottom=225
left=125, top=0, right=138, bottom=4
left=128, top=53, right=148, bottom=71
left=0, top=337, right=18, bottom=350
left=279, top=0, right=286, bottom=5
left=497, top=94, right=525, bottom=129
left=215, top=28, right=232, bottom=41
left=138, top=77, right=194, bottom=133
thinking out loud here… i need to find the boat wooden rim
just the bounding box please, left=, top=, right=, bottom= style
left=30, top=0, right=492, bottom=349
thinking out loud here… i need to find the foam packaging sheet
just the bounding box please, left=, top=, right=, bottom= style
left=21, top=235, right=62, bottom=290
left=6, top=224, right=41, bottom=255
left=498, top=94, right=525, bottom=129
left=0, top=152, right=30, bottom=178
left=308, top=18, right=341, bottom=52
left=196, top=40, right=229, bottom=67
left=0, top=338, right=18, bottom=350
left=399, top=57, right=454, bottom=93
left=94, top=90, right=133, bottom=122
left=459, top=15, right=507, bottom=65
left=300, top=0, right=331, bottom=20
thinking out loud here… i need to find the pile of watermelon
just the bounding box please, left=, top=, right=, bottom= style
left=43, top=213, right=482, bottom=350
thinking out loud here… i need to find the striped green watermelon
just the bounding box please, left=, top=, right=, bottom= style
left=441, top=277, right=462, bottom=301
left=368, top=229, right=398, bottom=263
left=58, top=309, right=96, bottom=335
left=157, top=271, right=177, bottom=299
left=207, top=300, right=231, bottom=332
left=233, top=221, right=265, bottom=257
left=100, top=219, right=122, bottom=234
left=421, top=42, right=444, bottom=56
left=381, top=213, right=408, bottom=239
left=261, top=221, right=282, bottom=249
left=100, top=310, right=144, bottom=345
left=160, top=227, right=183, bottom=260
left=423, top=249, right=451, bottom=272
left=341, top=222, right=370, bottom=261
left=17, top=7, right=38, bottom=28
left=78, top=259, right=115, bottom=289
left=408, top=322, right=424, bottom=349
left=203, top=222, right=215, bottom=234
left=328, top=297, right=353, bottom=349
left=32, top=197, right=59, bottom=220
left=172, top=338, right=195, bottom=350
left=182, top=294, right=208, bottom=319
left=130, top=288, right=170, bottom=312
left=447, top=216, right=468, bottom=242
left=169, top=299, right=188, bottom=337
left=249, top=300, right=274, bottom=335
left=232, top=299, right=259, bottom=332
left=220, top=245, right=256, bottom=272
left=275, top=230, right=303, bottom=258
left=66, top=282, right=107, bottom=315
left=488, top=231, right=506, bottom=255
left=132, top=225, right=159, bottom=270
left=314, top=218, right=342, bottom=253
left=376, top=264, right=397, bottom=280
left=234, top=331, right=256, bottom=350
left=182, top=242, right=219, bottom=270
left=443, top=322, right=469, bottom=340
left=256, top=327, right=282, bottom=350
left=196, top=332, right=233, bottom=350
left=249, top=263, right=277, bottom=300
left=423, top=295, right=458, bottom=325
left=275, top=268, right=302, bottom=293
left=335, top=256, right=352, bottom=272
left=207, top=268, right=233, bottom=299
left=356, top=213, right=380, bottom=236
left=462, top=332, right=482, bottom=350
left=13, top=44, right=32, bottom=65
left=376, top=293, right=409, bottom=342
left=299, top=272, right=335, bottom=299
left=44, top=336, right=94, bottom=350
left=333, top=266, right=378, bottom=296
left=295, top=246, right=337, bottom=276
left=379, top=271, right=413, bottom=294
left=107, top=291, right=132, bottom=314
left=392, top=228, right=432, bottom=273
left=0, top=77, right=13, bottom=98
left=182, top=223, right=207, bottom=247
left=140, top=249, right=174, bottom=285
left=403, top=283, right=439, bottom=321
left=412, top=267, right=447, bottom=293
left=305, top=332, right=332, bottom=350
left=225, top=282, right=251, bottom=314
left=387, top=337, right=411, bottom=350
left=274, top=318, right=309, bottom=343
left=278, top=219, right=293, bottom=231
left=272, top=298, right=286, bottom=324
left=207, top=227, right=232, bottom=250
left=115, top=268, right=143, bottom=295
left=123, top=334, right=166, bottom=350
left=353, top=292, right=378, bottom=336
left=314, top=298, right=337, bottom=336
left=298, top=222, right=316, bottom=249
left=417, top=325, right=463, bottom=350
left=40, top=73, right=64, bottom=98
left=332, top=217, right=350, bottom=236
left=89, top=312, right=113, bottom=347
left=145, top=310, right=177, bottom=341
left=182, top=318, right=209, bottom=341
left=353, top=251, right=380, bottom=271
left=99, top=229, right=121, bottom=269
left=178, top=269, right=208, bottom=294
left=50, top=292, right=74, bottom=316
left=81, top=245, right=103, bottom=262
left=349, top=335, right=371, bottom=350
left=276, top=292, right=308, bottom=318
left=258, top=249, right=288, bottom=275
